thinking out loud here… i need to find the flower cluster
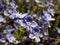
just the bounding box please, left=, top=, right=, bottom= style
left=0, top=0, right=60, bottom=45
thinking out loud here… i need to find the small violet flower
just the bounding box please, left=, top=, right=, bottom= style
left=4, top=6, right=14, bottom=16
left=15, top=12, right=28, bottom=18
left=29, top=28, right=43, bottom=42
left=15, top=16, right=38, bottom=28
left=6, top=33, right=19, bottom=44
left=10, top=0, right=18, bottom=9
left=0, top=38, right=6, bottom=43
left=42, top=11, right=55, bottom=21
left=3, top=25, right=15, bottom=34
left=47, top=6, right=55, bottom=16
left=38, top=20, right=51, bottom=28
left=9, top=11, right=28, bottom=19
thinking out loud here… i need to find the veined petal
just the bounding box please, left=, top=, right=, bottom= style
left=49, top=18, right=55, bottom=21
left=22, top=13, right=28, bottom=18
left=4, top=11, right=9, bottom=16
left=6, top=33, right=18, bottom=44
left=16, top=13, right=28, bottom=18
left=0, top=18, right=6, bottom=23
left=9, top=14, right=15, bottom=19
left=29, top=34, right=35, bottom=39
left=0, top=38, right=6, bottom=43
left=6, top=33, right=20, bottom=44
left=15, top=20, right=26, bottom=27
left=30, top=21, right=38, bottom=27
left=48, top=8, right=55, bottom=16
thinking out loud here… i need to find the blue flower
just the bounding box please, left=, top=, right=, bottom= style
left=10, top=0, right=18, bottom=9
left=47, top=6, right=55, bottom=16
left=0, top=38, right=6, bottom=43
left=9, top=11, right=28, bottom=19
left=15, top=12, right=28, bottom=19
left=42, top=11, right=55, bottom=21
left=9, top=11, right=17, bottom=19
left=3, top=25, right=15, bottom=34
left=15, top=19, right=26, bottom=28
left=24, top=16, right=33, bottom=22
left=4, top=6, right=14, bottom=16
left=44, top=22, right=51, bottom=28
left=29, top=28, right=43, bottom=42
left=6, top=33, right=19, bottom=44
left=15, top=16, right=38, bottom=28
left=38, top=20, right=51, bottom=28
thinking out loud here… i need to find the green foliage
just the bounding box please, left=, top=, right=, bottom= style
left=13, top=26, right=25, bottom=40
left=49, top=15, right=60, bottom=37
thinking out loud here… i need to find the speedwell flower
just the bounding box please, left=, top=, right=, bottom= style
left=15, top=16, right=38, bottom=28
left=42, top=11, right=55, bottom=21
left=47, top=6, right=55, bottom=16
left=10, top=0, right=18, bottom=9
left=4, top=6, right=15, bottom=16
left=3, top=25, right=15, bottom=34
left=6, top=33, right=19, bottom=44
left=9, top=11, right=28, bottom=19
left=29, top=27, right=43, bottom=42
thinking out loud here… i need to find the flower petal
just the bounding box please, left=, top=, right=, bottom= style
left=0, top=38, right=6, bottom=43
left=6, top=33, right=17, bottom=44
left=29, top=34, right=35, bottom=39
left=15, top=13, right=28, bottom=18
left=15, top=20, right=26, bottom=27
left=30, top=21, right=38, bottom=27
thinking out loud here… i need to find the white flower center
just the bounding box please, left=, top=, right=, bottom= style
left=27, top=22, right=31, bottom=26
